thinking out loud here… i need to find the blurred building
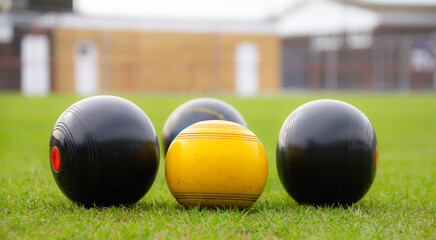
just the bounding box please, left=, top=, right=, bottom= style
left=51, top=17, right=279, bottom=95
left=0, top=0, right=73, bottom=95
left=0, top=0, right=279, bottom=95
left=279, top=0, right=436, bottom=91
left=1, top=0, right=436, bottom=95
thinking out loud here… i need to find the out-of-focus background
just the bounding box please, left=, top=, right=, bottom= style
left=0, top=0, right=435, bottom=96
left=1, top=2, right=436, bottom=238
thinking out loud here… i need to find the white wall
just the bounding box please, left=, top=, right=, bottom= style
left=235, top=42, right=259, bottom=96
left=21, top=34, right=50, bottom=96
left=74, top=40, right=99, bottom=95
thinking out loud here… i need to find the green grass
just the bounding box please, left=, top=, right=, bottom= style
left=0, top=93, right=435, bottom=239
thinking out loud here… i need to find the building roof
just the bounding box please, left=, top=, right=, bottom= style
left=278, top=0, right=436, bottom=37
left=5, top=12, right=277, bottom=35
left=349, top=0, right=436, bottom=12
left=4, top=0, right=436, bottom=37
left=349, top=0, right=436, bottom=28
left=277, top=0, right=380, bottom=37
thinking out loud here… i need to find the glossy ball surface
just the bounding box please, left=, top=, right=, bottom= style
left=166, top=120, right=268, bottom=208
left=277, top=99, right=378, bottom=205
left=49, top=95, right=159, bottom=207
left=162, top=98, right=247, bottom=155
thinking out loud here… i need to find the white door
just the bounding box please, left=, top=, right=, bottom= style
left=235, top=42, right=259, bottom=96
left=75, top=41, right=98, bottom=95
left=21, top=35, right=50, bottom=96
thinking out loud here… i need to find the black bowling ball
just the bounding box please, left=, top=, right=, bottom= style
left=276, top=99, right=378, bottom=205
left=49, top=95, right=159, bottom=207
left=162, top=98, right=247, bottom=155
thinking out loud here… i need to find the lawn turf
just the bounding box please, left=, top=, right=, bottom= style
left=0, top=93, right=435, bottom=239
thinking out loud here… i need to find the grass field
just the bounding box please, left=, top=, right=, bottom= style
left=0, top=93, right=435, bottom=239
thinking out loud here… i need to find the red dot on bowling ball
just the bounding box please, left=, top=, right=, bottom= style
left=51, top=147, right=61, bottom=172
left=376, top=146, right=379, bottom=168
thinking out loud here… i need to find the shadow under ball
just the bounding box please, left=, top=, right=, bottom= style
left=276, top=99, right=378, bottom=205
left=49, top=95, right=160, bottom=207
left=162, top=98, right=247, bottom=155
